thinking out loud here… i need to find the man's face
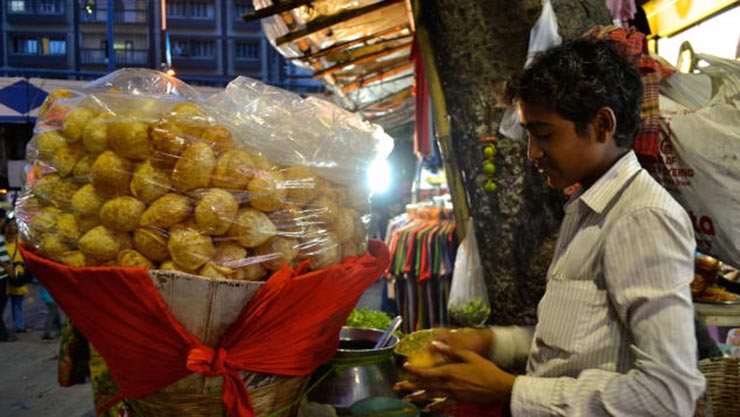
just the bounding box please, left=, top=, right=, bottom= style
left=517, top=101, right=607, bottom=190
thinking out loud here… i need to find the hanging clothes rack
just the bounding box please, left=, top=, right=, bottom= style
left=384, top=197, right=458, bottom=333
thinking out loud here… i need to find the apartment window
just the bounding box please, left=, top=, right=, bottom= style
left=12, top=36, right=66, bottom=55
left=167, top=1, right=187, bottom=17
left=191, top=40, right=214, bottom=57
left=13, top=38, right=37, bottom=54
left=234, top=1, right=253, bottom=17
left=191, top=1, right=213, bottom=18
left=235, top=41, right=259, bottom=60
left=167, top=0, right=213, bottom=18
left=37, top=0, right=61, bottom=13
left=173, top=40, right=215, bottom=58
left=49, top=39, right=66, bottom=55
left=9, top=0, right=29, bottom=12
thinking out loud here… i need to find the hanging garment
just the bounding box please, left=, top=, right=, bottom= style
left=584, top=26, right=676, bottom=164
left=605, top=0, right=637, bottom=22
left=385, top=215, right=458, bottom=332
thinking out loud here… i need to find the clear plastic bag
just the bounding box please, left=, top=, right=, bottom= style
left=17, top=69, right=392, bottom=280
left=448, top=218, right=490, bottom=327
left=526, top=0, right=562, bottom=67
left=650, top=56, right=740, bottom=267
left=500, top=0, right=562, bottom=141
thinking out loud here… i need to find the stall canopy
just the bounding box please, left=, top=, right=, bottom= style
left=246, top=0, right=417, bottom=131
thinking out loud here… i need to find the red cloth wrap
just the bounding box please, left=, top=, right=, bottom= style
left=21, top=240, right=390, bottom=417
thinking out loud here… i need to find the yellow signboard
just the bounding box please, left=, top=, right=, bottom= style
left=644, top=0, right=740, bottom=37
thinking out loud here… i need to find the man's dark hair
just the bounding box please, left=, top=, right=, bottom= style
left=505, top=38, right=644, bottom=148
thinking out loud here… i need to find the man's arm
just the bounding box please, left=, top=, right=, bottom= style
left=489, top=326, right=535, bottom=373
left=511, top=208, right=705, bottom=417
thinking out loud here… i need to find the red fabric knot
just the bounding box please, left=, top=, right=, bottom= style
left=186, top=346, right=229, bottom=377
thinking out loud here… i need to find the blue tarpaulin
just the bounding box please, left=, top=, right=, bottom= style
left=0, top=77, right=96, bottom=123
left=0, top=78, right=48, bottom=123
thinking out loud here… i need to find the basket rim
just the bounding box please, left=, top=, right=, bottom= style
left=150, top=269, right=266, bottom=287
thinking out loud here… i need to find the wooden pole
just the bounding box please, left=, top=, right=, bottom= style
left=313, top=42, right=411, bottom=78
left=289, top=24, right=410, bottom=62
left=240, top=0, right=313, bottom=23
left=414, top=24, right=469, bottom=238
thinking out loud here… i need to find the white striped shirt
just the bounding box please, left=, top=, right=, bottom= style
left=492, top=151, right=705, bottom=417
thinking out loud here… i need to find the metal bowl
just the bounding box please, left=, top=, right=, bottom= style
left=338, top=327, right=399, bottom=354
left=307, top=327, right=401, bottom=412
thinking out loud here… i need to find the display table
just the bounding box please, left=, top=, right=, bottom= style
left=694, top=302, right=740, bottom=327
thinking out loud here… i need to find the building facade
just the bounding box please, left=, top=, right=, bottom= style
left=0, top=0, right=322, bottom=92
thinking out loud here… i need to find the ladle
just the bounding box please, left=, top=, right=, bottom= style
left=374, top=315, right=403, bottom=349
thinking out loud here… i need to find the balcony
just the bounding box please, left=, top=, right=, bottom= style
left=6, top=0, right=67, bottom=24
left=168, top=16, right=217, bottom=29
left=8, top=53, right=67, bottom=68
left=234, top=58, right=261, bottom=72
left=80, top=49, right=151, bottom=67
left=166, top=2, right=217, bottom=29
left=80, top=7, right=148, bottom=24
left=233, top=19, right=261, bottom=32
left=172, top=56, right=216, bottom=69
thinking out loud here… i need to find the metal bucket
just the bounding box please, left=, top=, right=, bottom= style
left=308, top=327, right=401, bottom=413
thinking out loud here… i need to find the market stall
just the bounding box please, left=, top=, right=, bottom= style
left=16, top=68, right=394, bottom=417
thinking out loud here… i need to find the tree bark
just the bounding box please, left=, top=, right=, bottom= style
left=418, top=0, right=611, bottom=324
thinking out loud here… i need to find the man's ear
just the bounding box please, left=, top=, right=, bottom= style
left=594, top=107, right=617, bottom=143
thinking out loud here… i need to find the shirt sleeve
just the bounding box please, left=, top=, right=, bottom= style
left=489, top=325, right=534, bottom=373
left=511, top=208, right=705, bottom=417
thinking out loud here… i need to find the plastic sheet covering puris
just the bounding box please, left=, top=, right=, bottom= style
left=17, top=68, right=393, bottom=278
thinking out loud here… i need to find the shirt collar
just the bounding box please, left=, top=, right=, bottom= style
left=576, top=151, right=642, bottom=214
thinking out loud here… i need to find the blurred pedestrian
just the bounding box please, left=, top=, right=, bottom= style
left=0, top=216, right=17, bottom=342
left=4, top=218, right=29, bottom=333
left=40, top=285, right=62, bottom=340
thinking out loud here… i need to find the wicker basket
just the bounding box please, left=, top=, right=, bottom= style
left=699, top=357, right=740, bottom=417
left=129, top=270, right=309, bottom=417
left=130, top=374, right=309, bottom=417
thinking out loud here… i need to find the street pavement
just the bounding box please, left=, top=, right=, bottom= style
left=0, top=284, right=95, bottom=417
left=0, top=279, right=385, bottom=417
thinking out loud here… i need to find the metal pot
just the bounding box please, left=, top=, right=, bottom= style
left=307, top=327, right=401, bottom=413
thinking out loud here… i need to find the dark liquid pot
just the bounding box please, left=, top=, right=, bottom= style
left=308, top=327, right=401, bottom=413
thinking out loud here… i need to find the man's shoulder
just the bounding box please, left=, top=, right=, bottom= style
left=615, top=170, right=689, bottom=220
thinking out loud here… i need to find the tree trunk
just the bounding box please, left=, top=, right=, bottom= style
left=418, top=0, right=611, bottom=324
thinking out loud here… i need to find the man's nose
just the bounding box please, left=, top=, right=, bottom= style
left=527, top=138, right=543, bottom=161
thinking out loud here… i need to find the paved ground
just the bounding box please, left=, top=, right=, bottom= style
left=0, top=284, right=95, bottom=417
left=0, top=279, right=385, bottom=417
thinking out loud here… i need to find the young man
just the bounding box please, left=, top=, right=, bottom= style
left=396, top=39, right=705, bottom=416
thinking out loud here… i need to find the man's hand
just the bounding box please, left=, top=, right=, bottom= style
left=437, top=328, right=494, bottom=357
left=1, top=262, right=15, bottom=277
left=394, top=341, right=516, bottom=411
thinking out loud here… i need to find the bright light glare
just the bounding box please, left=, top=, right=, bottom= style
left=368, top=158, right=391, bottom=194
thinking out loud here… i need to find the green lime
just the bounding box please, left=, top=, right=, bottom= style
left=485, top=181, right=498, bottom=193
left=482, top=161, right=496, bottom=175
left=483, top=145, right=497, bottom=158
